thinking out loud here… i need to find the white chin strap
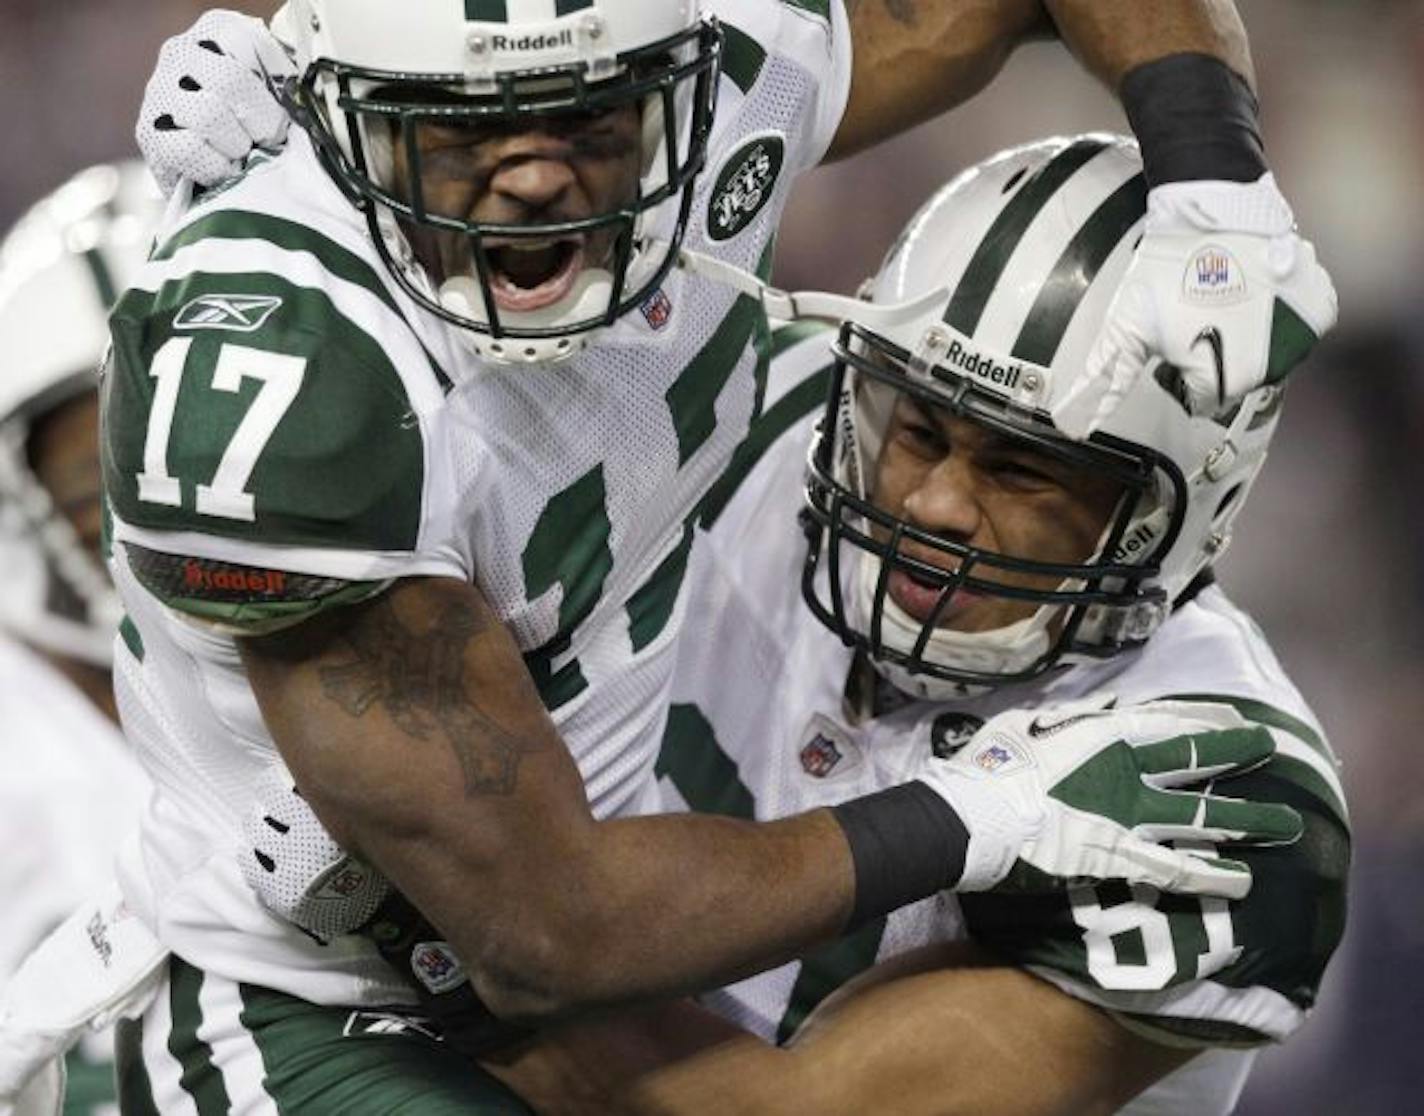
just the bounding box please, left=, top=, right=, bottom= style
left=675, top=245, right=949, bottom=330
left=849, top=553, right=1054, bottom=701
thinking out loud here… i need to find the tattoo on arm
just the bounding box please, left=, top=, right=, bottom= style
left=318, top=595, right=543, bottom=797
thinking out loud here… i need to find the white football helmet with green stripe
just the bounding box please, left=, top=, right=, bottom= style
left=275, top=0, right=721, bottom=364
left=803, top=135, right=1284, bottom=697
left=0, top=163, right=161, bottom=666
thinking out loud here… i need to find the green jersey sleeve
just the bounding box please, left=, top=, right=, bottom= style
left=959, top=696, right=1350, bottom=1047
left=101, top=212, right=460, bottom=629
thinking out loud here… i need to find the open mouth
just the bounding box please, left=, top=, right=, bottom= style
left=487, top=237, right=585, bottom=313
left=887, top=566, right=978, bottom=625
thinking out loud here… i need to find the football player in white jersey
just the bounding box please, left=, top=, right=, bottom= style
left=475, top=136, right=1347, bottom=1115
left=0, top=3, right=1326, bottom=1113
left=0, top=165, right=158, bottom=1115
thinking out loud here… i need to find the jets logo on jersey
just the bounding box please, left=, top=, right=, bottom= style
left=929, top=711, right=984, bottom=758
left=174, top=293, right=284, bottom=333
left=797, top=714, right=861, bottom=779
left=708, top=134, right=785, bottom=242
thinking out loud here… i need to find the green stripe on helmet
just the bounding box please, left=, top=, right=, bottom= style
left=1011, top=173, right=1147, bottom=366
left=943, top=138, right=1108, bottom=337
left=465, top=0, right=508, bottom=21
left=555, top=0, right=594, bottom=15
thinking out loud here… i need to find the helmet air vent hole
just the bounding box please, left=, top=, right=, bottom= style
left=1002, top=168, right=1028, bottom=194
left=1215, top=484, right=1243, bottom=520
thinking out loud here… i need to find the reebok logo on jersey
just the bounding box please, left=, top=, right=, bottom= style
left=343, top=1011, right=442, bottom=1042
left=1183, top=246, right=1247, bottom=306
left=174, top=294, right=284, bottom=333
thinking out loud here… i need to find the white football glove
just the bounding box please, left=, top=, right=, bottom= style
left=136, top=10, right=294, bottom=196
left=1053, top=174, right=1338, bottom=438
left=913, top=698, right=1302, bottom=900
left=240, top=763, right=391, bottom=942
left=0, top=882, right=167, bottom=1116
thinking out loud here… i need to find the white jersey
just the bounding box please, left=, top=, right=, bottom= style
left=658, top=328, right=1350, bottom=1115
left=99, top=1, right=852, bottom=1006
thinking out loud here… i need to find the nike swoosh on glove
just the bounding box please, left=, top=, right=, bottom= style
left=136, top=10, right=294, bottom=195
left=1053, top=173, right=1338, bottom=438
left=911, top=697, right=1303, bottom=899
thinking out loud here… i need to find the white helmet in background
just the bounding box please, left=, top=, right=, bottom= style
left=802, top=135, right=1287, bottom=698
left=274, top=0, right=721, bottom=364
left=0, top=162, right=162, bottom=666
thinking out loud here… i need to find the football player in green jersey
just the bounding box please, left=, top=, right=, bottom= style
left=0, top=3, right=1337, bottom=1114
left=472, top=136, right=1347, bottom=1116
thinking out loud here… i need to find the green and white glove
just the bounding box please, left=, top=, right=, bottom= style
left=914, top=698, right=1302, bottom=900
left=1053, top=173, right=1337, bottom=437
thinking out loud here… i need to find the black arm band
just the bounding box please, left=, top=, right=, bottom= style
left=1121, top=53, right=1267, bottom=187
left=829, top=782, right=970, bottom=929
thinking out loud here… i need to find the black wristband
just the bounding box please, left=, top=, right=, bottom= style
left=363, top=892, right=531, bottom=1057
left=1121, top=53, right=1267, bottom=187
left=830, top=782, right=970, bottom=929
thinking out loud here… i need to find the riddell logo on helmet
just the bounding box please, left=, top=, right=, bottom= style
left=1111, top=521, right=1158, bottom=563
left=944, top=339, right=1024, bottom=390
left=491, top=30, right=575, bottom=52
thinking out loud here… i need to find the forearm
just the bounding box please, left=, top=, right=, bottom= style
left=242, top=578, right=867, bottom=1020
left=393, top=807, right=857, bottom=1020
left=619, top=946, right=1192, bottom=1116
left=830, top=0, right=1048, bottom=160
left=1041, top=0, right=1254, bottom=89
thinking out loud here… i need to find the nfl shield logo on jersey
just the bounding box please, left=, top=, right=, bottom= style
left=410, top=941, right=467, bottom=995
left=797, top=714, right=861, bottom=779
left=801, top=733, right=843, bottom=778
left=641, top=288, right=674, bottom=331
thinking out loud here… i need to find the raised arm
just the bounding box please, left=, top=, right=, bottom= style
left=830, top=0, right=1254, bottom=160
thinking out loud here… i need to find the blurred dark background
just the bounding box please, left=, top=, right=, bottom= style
left=2, top=1, right=1419, bottom=1112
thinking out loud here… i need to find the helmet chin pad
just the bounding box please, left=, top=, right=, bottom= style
left=438, top=268, right=617, bottom=365
left=848, top=551, right=1055, bottom=700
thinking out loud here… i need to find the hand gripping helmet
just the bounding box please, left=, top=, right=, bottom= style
left=0, top=162, right=162, bottom=666
left=276, top=0, right=721, bottom=364
left=802, top=135, right=1285, bottom=698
